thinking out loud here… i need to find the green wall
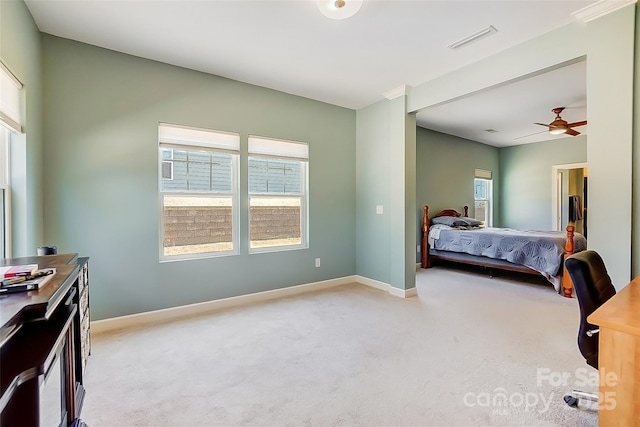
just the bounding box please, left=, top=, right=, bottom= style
left=499, top=136, right=587, bottom=231
left=0, top=0, right=44, bottom=256
left=42, top=35, right=356, bottom=320
left=415, top=127, right=499, bottom=262
left=585, top=5, right=635, bottom=288
left=416, top=127, right=500, bottom=217
left=355, top=100, right=392, bottom=284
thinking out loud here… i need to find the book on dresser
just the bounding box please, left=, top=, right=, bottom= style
left=0, top=268, right=56, bottom=294
left=0, top=263, right=39, bottom=278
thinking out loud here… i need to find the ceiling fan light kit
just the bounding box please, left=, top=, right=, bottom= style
left=549, top=127, right=567, bottom=135
left=317, top=0, right=363, bottom=20
left=534, top=107, right=587, bottom=137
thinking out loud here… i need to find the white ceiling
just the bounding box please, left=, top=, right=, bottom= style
left=24, top=0, right=594, bottom=147
left=417, top=60, right=587, bottom=147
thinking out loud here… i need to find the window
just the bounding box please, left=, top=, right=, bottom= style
left=0, top=127, right=9, bottom=258
left=161, top=149, right=173, bottom=180
left=0, top=62, right=22, bottom=259
left=158, top=124, right=240, bottom=260
left=0, top=62, right=23, bottom=134
left=248, top=136, right=308, bottom=252
left=474, top=169, right=493, bottom=226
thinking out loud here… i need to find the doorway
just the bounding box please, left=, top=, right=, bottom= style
left=552, top=162, right=587, bottom=237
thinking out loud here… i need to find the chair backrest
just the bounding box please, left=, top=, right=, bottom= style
left=565, top=250, right=616, bottom=369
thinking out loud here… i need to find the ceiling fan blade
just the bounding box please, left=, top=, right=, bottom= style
left=566, top=128, right=580, bottom=136
left=566, top=120, right=587, bottom=127
left=534, top=123, right=551, bottom=128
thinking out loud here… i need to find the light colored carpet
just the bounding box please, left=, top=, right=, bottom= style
left=82, top=266, right=598, bottom=426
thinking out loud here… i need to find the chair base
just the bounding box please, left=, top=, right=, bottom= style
left=564, top=390, right=598, bottom=411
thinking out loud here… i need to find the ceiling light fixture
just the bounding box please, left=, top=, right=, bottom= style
left=549, top=126, right=568, bottom=135
left=317, top=0, right=363, bottom=20
left=448, top=26, right=498, bottom=50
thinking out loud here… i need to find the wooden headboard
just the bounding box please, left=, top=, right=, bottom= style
left=421, top=205, right=468, bottom=269
left=432, top=206, right=469, bottom=218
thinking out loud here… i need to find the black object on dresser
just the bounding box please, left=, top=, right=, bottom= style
left=0, top=253, right=90, bottom=427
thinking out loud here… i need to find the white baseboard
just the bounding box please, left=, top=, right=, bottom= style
left=355, top=275, right=418, bottom=298
left=91, top=275, right=357, bottom=334
left=389, top=286, right=418, bottom=298
left=355, top=275, right=389, bottom=291
left=91, top=274, right=417, bottom=334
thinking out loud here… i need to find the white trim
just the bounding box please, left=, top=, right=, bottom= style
left=551, top=162, right=587, bottom=231
left=91, top=274, right=418, bottom=333
left=572, top=0, right=636, bottom=23
left=355, top=275, right=389, bottom=292
left=389, top=286, right=418, bottom=298
left=0, top=128, right=10, bottom=258
left=356, top=275, right=418, bottom=298
left=383, top=85, right=412, bottom=100
left=91, top=275, right=358, bottom=334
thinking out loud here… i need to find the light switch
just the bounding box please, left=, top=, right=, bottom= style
left=376, top=205, right=383, bottom=215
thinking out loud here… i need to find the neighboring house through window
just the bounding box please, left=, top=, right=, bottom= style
left=474, top=169, right=493, bottom=227
left=248, top=136, right=308, bottom=252
left=158, top=123, right=240, bottom=260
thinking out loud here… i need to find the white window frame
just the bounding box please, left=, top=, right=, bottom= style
left=0, top=127, right=11, bottom=258
left=474, top=169, right=493, bottom=227
left=248, top=135, right=309, bottom=253
left=158, top=123, right=240, bottom=262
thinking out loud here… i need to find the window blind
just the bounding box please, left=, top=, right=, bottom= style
left=248, top=136, right=308, bottom=160
left=475, top=169, right=492, bottom=179
left=158, top=123, right=239, bottom=151
left=0, top=62, right=23, bottom=134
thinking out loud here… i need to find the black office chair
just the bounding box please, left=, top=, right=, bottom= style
left=563, top=250, right=616, bottom=408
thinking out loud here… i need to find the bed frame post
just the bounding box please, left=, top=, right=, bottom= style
left=463, top=206, right=469, bottom=217
left=562, top=224, right=576, bottom=298
left=421, top=205, right=431, bottom=268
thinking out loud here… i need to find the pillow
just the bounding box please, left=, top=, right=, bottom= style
left=431, top=216, right=469, bottom=227
left=459, top=216, right=484, bottom=227
left=431, top=216, right=484, bottom=227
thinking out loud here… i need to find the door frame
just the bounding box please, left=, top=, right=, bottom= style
left=551, top=162, right=587, bottom=231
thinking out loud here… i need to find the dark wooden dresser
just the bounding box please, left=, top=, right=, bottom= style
left=0, top=253, right=90, bottom=427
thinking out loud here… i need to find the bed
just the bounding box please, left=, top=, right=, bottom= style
left=420, top=205, right=587, bottom=297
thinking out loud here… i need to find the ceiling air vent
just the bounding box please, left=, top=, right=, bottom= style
left=449, top=26, right=498, bottom=51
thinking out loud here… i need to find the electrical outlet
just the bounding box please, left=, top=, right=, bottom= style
left=315, top=258, right=321, bottom=268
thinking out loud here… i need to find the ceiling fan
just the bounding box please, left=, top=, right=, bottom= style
left=534, top=107, right=587, bottom=136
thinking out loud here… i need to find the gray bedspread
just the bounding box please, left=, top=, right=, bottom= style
left=429, top=225, right=587, bottom=289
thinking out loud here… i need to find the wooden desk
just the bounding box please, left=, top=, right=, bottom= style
left=588, top=275, right=640, bottom=425
left=0, top=254, right=90, bottom=427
